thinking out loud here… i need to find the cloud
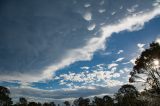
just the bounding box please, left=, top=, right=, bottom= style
left=87, top=23, right=96, bottom=31
left=84, top=3, right=91, bottom=8
left=117, top=50, right=124, bottom=54
left=108, top=63, right=118, bottom=69
left=10, top=85, right=120, bottom=103
left=80, top=66, right=90, bottom=70
left=83, top=11, right=92, bottom=21
left=156, top=37, right=160, bottom=44
left=57, top=63, right=126, bottom=89
left=98, top=9, right=106, bottom=13
left=137, top=43, right=145, bottom=52
left=130, top=58, right=137, bottom=65
left=127, top=5, right=139, bottom=13
left=111, top=11, right=116, bottom=15
left=120, top=6, right=123, bottom=10
left=115, top=57, right=124, bottom=62
left=0, top=1, right=160, bottom=83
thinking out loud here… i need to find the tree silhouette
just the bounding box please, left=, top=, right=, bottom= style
left=103, top=95, right=113, bottom=106
left=93, top=96, right=104, bottom=106
left=115, top=84, right=139, bottom=106
left=0, top=86, right=13, bottom=106
left=19, top=97, right=27, bottom=106
left=28, top=102, right=39, bottom=106
left=129, top=42, right=160, bottom=93
left=64, top=101, right=70, bottom=106
left=49, top=102, right=56, bottom=106
left=73, top=97, right=90, bottom=106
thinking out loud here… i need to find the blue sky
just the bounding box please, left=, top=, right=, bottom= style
left=0, top=0, right=160, bottom=103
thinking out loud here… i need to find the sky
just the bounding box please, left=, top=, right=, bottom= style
left=0, top=0, right=160, bottom=104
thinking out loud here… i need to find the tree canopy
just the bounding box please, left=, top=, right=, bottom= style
left=0, top=86, right=13, bottom=106
left=129, top=42, right=160, bottom=93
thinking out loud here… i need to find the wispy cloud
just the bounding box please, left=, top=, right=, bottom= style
left=115, top=57, right=125, bottom=62
left=108, top=63, right=118, bottom=69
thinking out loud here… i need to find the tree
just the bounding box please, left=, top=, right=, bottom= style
left=51, top=102, right=56, bottom=106
left=129, top=42, right=160, bottom=93
left=73, top=97, right=90, bottom=106
left=0, top=86, right=13, bottom=106
left=64, top=101, right=70, bottom=106
left=103, top=95, right=113, bottom=106
left=28, top=102, right=38, bottom=106
left=93, top=96, right=104, bottom=106
left=115, top=84, right=139, bottom=106
left=19, top=97, right=27, bottom=106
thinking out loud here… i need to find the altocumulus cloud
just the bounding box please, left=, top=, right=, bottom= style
left=0, top=0, right=160, bottom=83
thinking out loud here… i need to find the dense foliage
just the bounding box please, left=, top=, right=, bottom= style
left=129, top=42, right=160, bottom=93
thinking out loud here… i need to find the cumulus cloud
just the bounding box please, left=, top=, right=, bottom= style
left=56, top=63, right=127, bottom=90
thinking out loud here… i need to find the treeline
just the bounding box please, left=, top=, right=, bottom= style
left=1, top=84, right=160, bottom=106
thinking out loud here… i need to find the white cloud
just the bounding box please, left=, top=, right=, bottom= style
left=130, top=58, right=137, bottom=65
left=81, top=66, right=90, bottom=70
left=115, top=57, right=124, bottom=62
left=112, top=73, right=121, bottom=78
left=42, top=6, right=160, bottom=82
left=100, top=52, right=112, bottom=56
left=111, top=67, right=117, bottom=72
left=117, top=50, right=124, bottom=54
left=119, top=70, right=124, bottom=74
left=83, top=11, right=92, bottom=21
left=127, top=5, right=138, bottom=13
left=111, top=11, right=116, bottom=15
left=10, top=85, right=121, bottom=103
left=98, top=9, right=106, bottom=13
left=108, top=63, right=118, bottom=69
left=127, top=4, right=139, bottom=13
left=1, top=5, right=160, bottom=83
left=87, top=23, right=96, bottom=31
left=127, top=8, right=135, bottom=13
left=156, top=37, right=160, bottom=44
left=123, top=68, right=131, bottom=72
left=122, top=61, right=130, bottom=65
left=58, top=69, right=123, bottom=88
left=120, top=6, right=123, bottom=9
left=84, top=3, right=91, bottom=8
left=137, top=43, right=145, bottom=52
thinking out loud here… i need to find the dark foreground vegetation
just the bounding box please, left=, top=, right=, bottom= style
left=1, top=42, right=160, bottom=106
